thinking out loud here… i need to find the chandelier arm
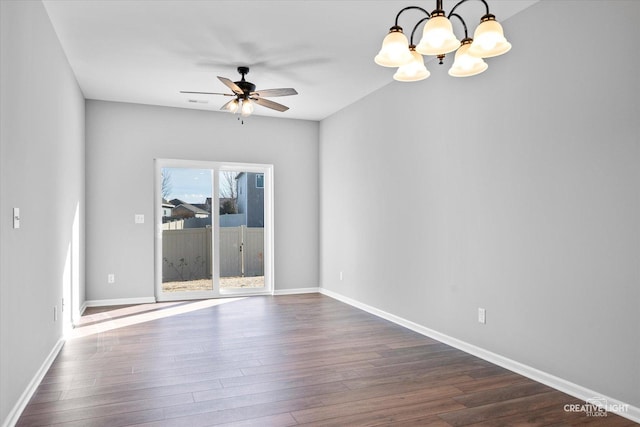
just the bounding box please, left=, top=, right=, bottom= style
left=448, top=13, right=469, bottom=39
left=409, top=16, right=431, bottom=46
left=448, top=0, right=490, bottom=19
left=394, top=5, right=430, bottom=27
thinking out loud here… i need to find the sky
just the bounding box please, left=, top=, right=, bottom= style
left=163, top=167, right=238, bottom=203
left=163, top=167, right=212, bottom=203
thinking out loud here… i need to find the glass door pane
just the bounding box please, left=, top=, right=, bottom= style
left=160, top=167, right=214, bottom=294
left=218, top=170, right=265, bottom=292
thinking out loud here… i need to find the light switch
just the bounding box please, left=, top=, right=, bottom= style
left=135, top=214, right=144, bottom=224
left=478, top=308, right=486, bottom=324
left=13, top=208, right=20, bottom=229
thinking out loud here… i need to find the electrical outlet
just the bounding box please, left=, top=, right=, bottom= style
left=108, top=273, right=115, bottom=284
left=478, top=308, right=486, bottom=324
left=135, top=214, right=144, bottom=224
left=339, top=271, right=343, bottom=281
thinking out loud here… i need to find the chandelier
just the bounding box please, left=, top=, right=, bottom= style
left=374, top=0, right=511, bottom=81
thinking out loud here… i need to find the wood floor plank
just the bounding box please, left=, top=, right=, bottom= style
left=217, top=362, right=364, bottom=389
left=22, top=379, right=222, bottom=417
left=136, top=395, right=325, bottom=427
left=213, top=413, right=298, bottom=427
left=453, top=372, right=532, bottom=393
left=296, top=398, right=463, bottom=427
left=50, top=408, right=165, bottom=427
left=241, top=351, right=383, bottom=376
left=192, top=362, right=372, bottom=403
left=439, top=390, right=576, bottom=426
left=162, top=381, right=348, bottom=420
left=291, top=385, right=462, bottom=424
left=18, top=393, right=194, bottom=426
left=453, top=381, right=553, bottom=408
left=15, top=294, right=635, bottom=427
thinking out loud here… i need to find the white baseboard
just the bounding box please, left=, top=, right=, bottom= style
left=79, top=301, right=87, bottom=316
left=2, top=338, right=65, bottom=427
left=273, top=287, right=320, bottom=295
left=84, top=296, right=156, bottom=307
left=319, top=288, right=640, bottom=424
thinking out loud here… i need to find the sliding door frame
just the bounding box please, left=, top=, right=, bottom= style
left=154, top=158, right=274, bottom=301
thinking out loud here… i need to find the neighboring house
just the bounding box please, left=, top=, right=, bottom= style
left=172, top=204, right=209, bottom=219
left=192, top=201, right=211, bottom=214
left=236, top=172, right=264, bottom=228
left=168, top=198, right=187, bottom=207
left=161, top=199, right=175, bottom=218
left=169, top=198, right=210, bottom=219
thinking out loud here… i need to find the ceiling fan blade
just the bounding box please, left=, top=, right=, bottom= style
left=253, top=97, right=289, bottom=112
left=180, top=91, right=234, bottom=96
left=217, top=76, right=244, bottom=95
left=251, top=88, right=298, bottom=97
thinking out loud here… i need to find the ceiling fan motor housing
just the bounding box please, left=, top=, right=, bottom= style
left=235, top=81, right=256, bottom=96
left=235, top=66, right=255, bottom=97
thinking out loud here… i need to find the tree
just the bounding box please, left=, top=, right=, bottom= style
left=219, top=171, right=238, bottom=214
left=161, top=169, right=172, bottom=200
left=220, top=199, right=237, bottom=215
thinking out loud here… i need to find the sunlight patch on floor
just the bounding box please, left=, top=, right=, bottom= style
left=68, top=298, right=246, bottom=339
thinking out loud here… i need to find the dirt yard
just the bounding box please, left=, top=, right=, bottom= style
left=162, top=276, right=264, bottom=292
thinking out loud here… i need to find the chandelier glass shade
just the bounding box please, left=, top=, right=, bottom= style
left=468, top=14, right=511, bottom=57
left=448, top=38, right=488, bottom=77
left=374, top=27, right=414, bottom=67
left=375, top=0, right=511, bottom=81
left=415, top=13, right=460, bottom=55
left=394, top=48, right=431, bottom=81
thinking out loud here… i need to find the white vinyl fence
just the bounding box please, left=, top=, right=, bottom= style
left=162, top=226, right=264, bottom=282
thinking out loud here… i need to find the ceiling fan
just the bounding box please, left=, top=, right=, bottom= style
left=180, top=66, right=298, bottom=118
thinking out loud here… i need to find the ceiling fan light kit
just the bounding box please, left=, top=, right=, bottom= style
left=180, top=66, right=298, bottom=121
left=375, top=0, right=511, bottom=81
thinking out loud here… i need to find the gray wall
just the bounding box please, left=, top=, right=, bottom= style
left=320, top=0, right=639, bottom=410
left=0, top=1, right=85, bottom=423
left=86, top=101, right=319, bottom=300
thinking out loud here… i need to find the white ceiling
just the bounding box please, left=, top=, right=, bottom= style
left=43, top=0, right=537, bottom=121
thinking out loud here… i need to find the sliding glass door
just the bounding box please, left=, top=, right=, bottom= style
left=218, top=170, right=266, bottom=293
left=155, top=159, right=273, bottom=301
left=159, top=166, right=213, bottom=295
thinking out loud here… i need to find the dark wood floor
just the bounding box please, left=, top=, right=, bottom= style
left=17, top=294, right=634, bottom=426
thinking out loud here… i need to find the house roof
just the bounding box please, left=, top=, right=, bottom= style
left=192, top=203, right=210, bottom=212
left=173, top=203, right=209, bottom=216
